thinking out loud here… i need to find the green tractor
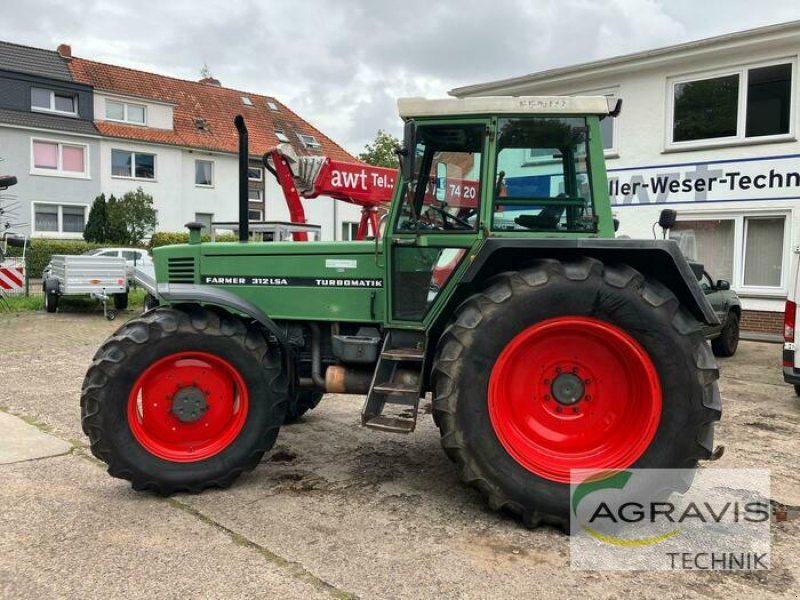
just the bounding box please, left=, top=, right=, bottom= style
left=81, top=96, right=721, bottom=528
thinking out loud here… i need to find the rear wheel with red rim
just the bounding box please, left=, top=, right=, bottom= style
left=488, top=316, right=662, bottom=484
left=431, top=258, right=721, bottom=528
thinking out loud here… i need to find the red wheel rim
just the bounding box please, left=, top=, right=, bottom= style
left=488, top=316, right=661, bottom=483
left=127, top=352, right=249, bottom=462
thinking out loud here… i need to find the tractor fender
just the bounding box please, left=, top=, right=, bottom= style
left=157, top=283, right=292, bottom=351
left=459, top=238, right=719, bottom=328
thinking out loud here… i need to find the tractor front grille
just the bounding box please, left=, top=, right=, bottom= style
left=167, top=257, right=196, bottom=283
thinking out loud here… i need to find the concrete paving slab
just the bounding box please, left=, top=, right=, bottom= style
left=0, top=454, right=340, bottom=600
left=0, top=411, right=72, bottom=464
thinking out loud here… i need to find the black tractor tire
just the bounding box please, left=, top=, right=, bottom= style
left=431, top=257, right=721, bottom=529
left=45, top=290, right=58, bottom=313
left=114, top=292, right=129, bottom=311
left=80, top=306, right=289, bottom=494
left=711, top=311, right=739, bottom=357
left=284, top=390, right=323, bottom=423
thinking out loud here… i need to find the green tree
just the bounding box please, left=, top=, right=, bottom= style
left=83, top=194, right=108, bottom=243
left=105, top=194, right=128, bottom=244
left=109, top=188, right=157, bottom=245
left=358, top=130, right=400, bottom=169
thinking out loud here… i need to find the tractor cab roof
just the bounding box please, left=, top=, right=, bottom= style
left=397, top=95, right=617, bottom=120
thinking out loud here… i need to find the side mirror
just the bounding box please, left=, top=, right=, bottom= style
left=401, top=119, right=416, bottom=184
left=716, top=280, right=731, bottom=291
left=658, top=209, right=677, bottom=230
left=0, top=175, right=17, bottom=189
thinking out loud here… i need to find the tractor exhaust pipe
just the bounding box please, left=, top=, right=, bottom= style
left=234, top=115, right=249, bottom=242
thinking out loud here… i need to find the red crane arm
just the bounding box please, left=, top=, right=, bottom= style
left=264, top=146, right=479, bottom=241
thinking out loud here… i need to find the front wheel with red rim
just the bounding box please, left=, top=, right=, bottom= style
left=431, top=258, right=721, bottom=528
left=81, top=306, right=288, bottom=494
left=127, top=352, right=250, bottom=463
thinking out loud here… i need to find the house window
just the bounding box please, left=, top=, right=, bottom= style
left=671, top=213, right=789, bottom=293
left=112, top=149, right=155, bottom=179
left=341, top=221, right=360, bottom=241
left=31, top=87, right=78, bottom=116
left=195, top=212, right=213, bottom=231
left=248, top=167, right=263, bottom=181
left=669, top=61, right=794, bottom=146
left=33, top=203, right=86, bottom=235
left=31, top=139, right=88, bottom=177
left=241, top=96, right=254, bottom=106
left=248, top=208, right=263, bottom=221
left=298, top=134, right=321, bottom=149
left=275, top=130, right=290, bottom=143
left=248, top=189, right=263, bottom=201
left=195, top=160, right=214, bottom=186
left=105, top=100, right=146, bottom=125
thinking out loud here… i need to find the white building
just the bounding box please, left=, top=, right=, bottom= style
left=451, top=20, right=800, bottom=335
left=0, top=42, right=365, bottom=244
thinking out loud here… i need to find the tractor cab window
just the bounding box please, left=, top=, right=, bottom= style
left=395, top=124, right=483, bottom=233
left=492, top=117, right=597, bottom=233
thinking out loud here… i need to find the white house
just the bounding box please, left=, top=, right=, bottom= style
left=451, top=20, right=800, bottom=335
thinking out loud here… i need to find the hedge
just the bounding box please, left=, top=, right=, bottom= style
left=3, top=233, right=239, bottom=276
left=149, top=231, right=237, bottom=248
left=5, top=239, right=104, bottom=276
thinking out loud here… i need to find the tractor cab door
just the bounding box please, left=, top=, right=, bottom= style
left=386, top=120, right=490, bottom=326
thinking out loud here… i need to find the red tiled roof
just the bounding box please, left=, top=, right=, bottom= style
left=68, top=57, right=358, bottom=163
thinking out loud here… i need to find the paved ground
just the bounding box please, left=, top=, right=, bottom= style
left=1, top=311, right=799, bottom=599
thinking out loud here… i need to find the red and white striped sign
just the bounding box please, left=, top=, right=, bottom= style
left=0, top=259, right=25, bottom=295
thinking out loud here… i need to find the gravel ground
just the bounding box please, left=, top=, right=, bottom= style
left=0, top=310, right=799, bottom=599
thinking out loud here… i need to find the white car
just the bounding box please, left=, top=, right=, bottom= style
left=87, top=247, right=152, bottom=268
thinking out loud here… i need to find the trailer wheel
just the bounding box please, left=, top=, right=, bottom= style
left=80, top=306, right=288, bottom=494
left=284, top=390, right=323, bottom=423
left=114, top=292, right=129, bottom=311
left=45, top=290, right=58, bottom=313
left=431, top=257, right=721, bottom=528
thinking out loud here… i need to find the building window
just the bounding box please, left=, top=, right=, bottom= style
left=341, top=221, right=359, bottom=241
left=195, top=212, right=213, bottom=231
left=671, top=219, right=735, bottom=282
left=112, top=149, right=155, bottom=180
left=275, top=130, right=290, bottom=143
left=248, top=208, right=263, bottom=221
left=743, top=216, right=785, bottom=287
left=105, top=100, right=146, bottom=125
left=248, top=189, right=263, bottom=201
left=31, top=139, right=88, bottom=178
left=671, top=213, right=788, bottom=293
left=195, top=160, right=214, bottom=186
left=33, top=203, right=86, bottom=235
left=669, top=61, right=794, bottom=147
left=298, top=133, right=321, bottom=149
left=248, top=167, right=263, bottom=181
left=31, top=87, right=78, bottom=116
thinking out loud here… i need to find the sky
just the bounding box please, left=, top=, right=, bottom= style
left=3, top=0, right=800, bottom=155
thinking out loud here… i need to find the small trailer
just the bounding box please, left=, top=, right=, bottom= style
left=43, top=254, right=128, bottom=320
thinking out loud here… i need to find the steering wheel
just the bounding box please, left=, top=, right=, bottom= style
left=425, top=203, right=473, bottom=229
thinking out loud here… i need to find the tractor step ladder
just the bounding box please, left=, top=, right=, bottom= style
left=361, top=330, right=427, bottom=433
